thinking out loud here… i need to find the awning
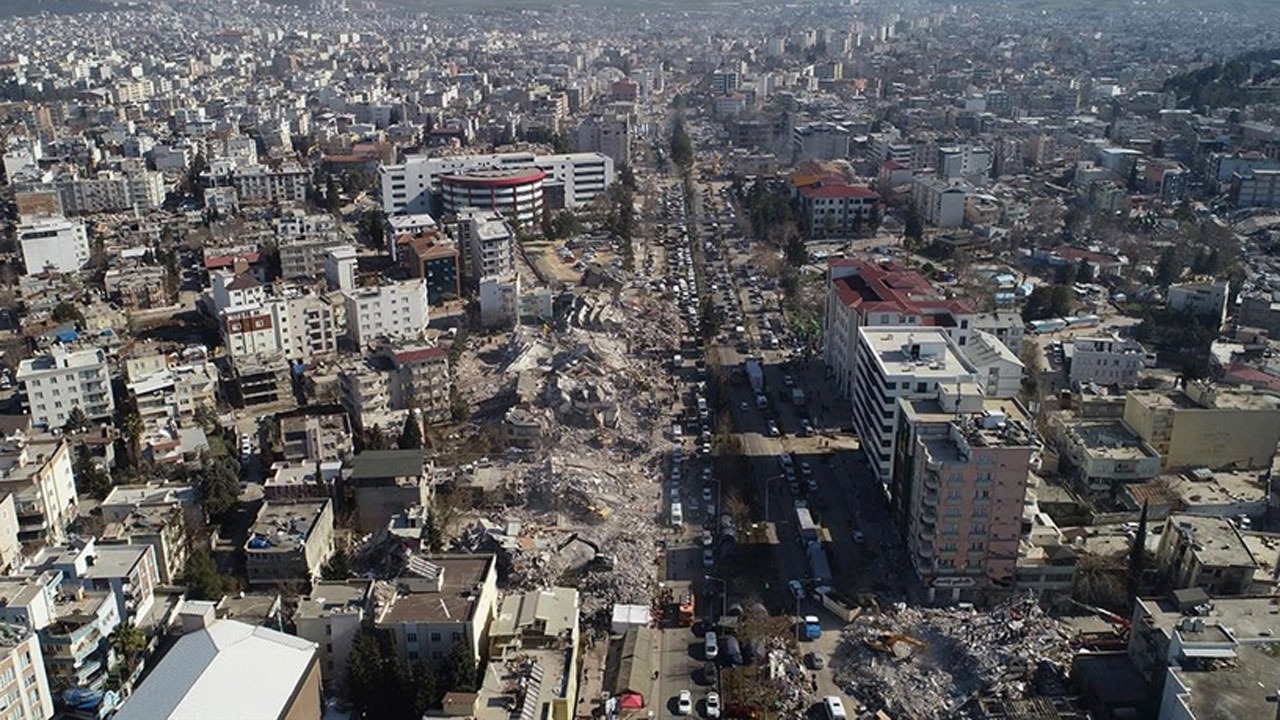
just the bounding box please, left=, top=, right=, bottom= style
left=619, top=693, right=644, bottom=709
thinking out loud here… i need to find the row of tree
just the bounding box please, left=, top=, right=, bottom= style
left=346, top=629, right=477, bottom=719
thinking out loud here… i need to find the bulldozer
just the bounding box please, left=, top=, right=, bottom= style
left=865, top=632, right=927, bottom=659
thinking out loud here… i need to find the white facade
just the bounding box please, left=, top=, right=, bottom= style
left=0, top=623, right=55, bottom=720
left=1167, top=281, right=1229, bottom=328
left=379, top=151, right=613, bottom=214
left=324, top=246, right=357, bottom=293
left=452, top=208, right=516, bottom=283
left=343, top=280, right=430, bottom=350
left=17, top=217, right=90, bottom=274
left=56, top=168, right=164, bottom=214
left=16, top=346, right=115, bottom=428
left=912, top=175, right=967, bottom=228
left=228, top=164, right=309, bottom=205
left=479, top=273, right=520, bottom=328
left=1069, top=334, right=1145, bottom=388
left=964, top=331, right=1024, bottom=399
left=970, top=312, right=1025, bottom=353
left=222, top=291, right=341, bottom=365
left=850, top=328, right=980, bottom=484
left=792, top=123, right=850, bottom=161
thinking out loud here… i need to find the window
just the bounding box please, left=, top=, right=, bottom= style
left=407, top=632, right=417, bottom=642
left=452, top=632, right=462, bottom=642
left=916, top=382, right=928, bottom=393
left=432, top=651, right=443, bottom=660
left=430, top=632, right=441, bottom=642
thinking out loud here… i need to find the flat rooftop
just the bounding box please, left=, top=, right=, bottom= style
left=376, top=554, right=495, bottom=625
left=1174, top=643, right=1280, bottom=720
left=1164, top=514, right=1258, bottom=570
left=1131, top=386, right=1280, bottom=412
left=1063, top=420, right=1159, bottom=461
left=297, top=581, right=369, bottom=620
left=1139, top=595, right=1280, bottom=642
left=1165, top=469, right=1269, bottom=507
left=475, top=648, right=574, bottom=720
left=247, top=500, right=330, bottom=554
left=860, top=327, right=977, bottom=380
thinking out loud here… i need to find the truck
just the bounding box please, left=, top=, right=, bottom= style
left=745, top=357, right=765, bottom=395
left=791, top=387, right=807, bottom=407
left=796, top=507, right=818, bottom=544
left=806, top=541, right=833, bottom=584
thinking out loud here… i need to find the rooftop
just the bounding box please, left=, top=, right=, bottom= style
left=1138, top=594, right=1280, bottom=643
left=113, top=618, right=317, bottom=720
left=297, top=580, right=370, bottom=620
left=347, top=449, right=427, bottom=483
left=830, top=259, right=972, bottom=318
left=1129, top=385, right=1280, bottom=412
left=1061, top=420, right=1160, bottom=461
left=1173, top=643, right=1280, bottom=720
left=375, top=554, right=495, bottom=625
left=246, top=499, right=331, bottom=554
left=1163, top=514, right=1259, bottom=570
left=859, top=327, right=978, bottom=380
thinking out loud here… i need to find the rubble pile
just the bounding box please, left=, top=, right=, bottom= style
left=764, top=638, right=816, bottom=715
left=831, top=596, right=1077, bottom=719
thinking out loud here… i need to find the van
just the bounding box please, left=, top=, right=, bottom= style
left=671, top=503, right=684, bottom=530
left=822, top=696, right=848, bottom=720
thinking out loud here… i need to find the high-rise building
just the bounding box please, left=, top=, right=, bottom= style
left=17, top=217, right=90, bottom=275
left=575, top=115, right=632, bottom=165
left=379, top=151, right=612, bottom=215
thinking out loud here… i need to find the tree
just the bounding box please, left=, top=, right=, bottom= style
left=51, top=301, right=84, bottom=324
left=618, top=163, right=637, bottom=192
left=62, top=406, right=89, bottom=434
left=670, top=118, right=693, bottom=169
left=184, top=547, right=230, bottom=601
left=424, top=509, right=444, bottom=553
left=1152, top=138, right=1165, bottom=158
left=321, top=549, right=353, bottom=581
left=120, top=412, right=143, bottom=468
left=196, top=454, right=240, bottom=519
left=109, top=623, right=147, bottom=676
left=411, top=661, right=437, bottom=717
left=325, top=174, right=341, bottom=214
left=361, top=209, right=386, bottom=248
left=904, top=207, right=924, bottom=244
left=1126, top=162, right=1140, bottom=192
left=1156, top=246, right=1182, bottom=286
left=784, top=234, right=808, bottom=268
left=398, top=412, right=423, bottom=450
left=868, top=203, right=883, bottom=232
left=1127, top=502, right=1149, bottom=606
left=362, top=425, right=388, bottom=451
left=1056, top=260, right=1079, bottom=286
left=73, top=442, right=112, bottom=499
left=347, top=628, right=412, bottom=719
left=850, top=211, right=865, bottom=237
left=443, top=641, right=478, bottom=694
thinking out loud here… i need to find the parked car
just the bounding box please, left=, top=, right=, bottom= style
left=704, top=632, right=719, bottom=660
left=676, top=690, right=693, bottom=716
left=706, top=692, right=721, bottom=719
left=788, top=579, right=804, bottom=600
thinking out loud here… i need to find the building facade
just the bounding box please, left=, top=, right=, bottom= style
left=17, top=217, right=90, bottom=275
left=16, top=347, right=115, bottom=429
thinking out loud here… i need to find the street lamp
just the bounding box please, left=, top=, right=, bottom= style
left=704, top=574, right=727, bottom=619
left=762, top=474, right=784, bottom=523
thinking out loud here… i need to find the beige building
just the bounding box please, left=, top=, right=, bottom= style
left=0, top=435, right=79, bottom=545
left=1123, top=382, right=1280, bottom=469
left=0, top=494, right=21, bottom=573
left=1154, top=514, right=1261, bottom=596
left=0, top=622, right=54, bottom=720
left=480, top=587, right=581, bottom=720
left=245, top=499, right=336, bottom=586
left=372, top=554, right=499, bottom=671
left=295, top=580, right=370, bottom=698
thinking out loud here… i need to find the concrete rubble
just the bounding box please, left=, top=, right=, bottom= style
left=831, top=595, right=1078, bottom=719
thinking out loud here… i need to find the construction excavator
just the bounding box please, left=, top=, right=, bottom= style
left=865, top=632, right=928, bottom=657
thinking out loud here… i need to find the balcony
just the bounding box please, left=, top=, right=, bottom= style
left=918, top=526, right=935, bottom=543
left=921, top=491, right=938, bottom=509
left=923, top=472, right=940, bottom=491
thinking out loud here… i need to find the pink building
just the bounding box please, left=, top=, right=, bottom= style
left=896, top=394, right=1038, bottom=604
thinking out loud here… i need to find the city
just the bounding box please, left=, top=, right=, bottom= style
left=0, top=0, right=1275, bottom=718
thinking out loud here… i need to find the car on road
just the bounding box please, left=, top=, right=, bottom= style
left=806, top=477, right=818, bottom=492
left=799, top=462, right=812, bottom=477
left=705, top=691, right=721, bottom=718
left=738, top=400, right=748, bottom=412
left=702, top=529, right=714, bottom=546
left=698, top=662, right=717, bottom=685
left=851, top=529, right=866, bottom=544
left=805, top=651, right=826, bottom=670
left=676, top=690, right=693, bottom=716
left=778, top=454, right=793, bottom=470
left=704, top=632, right=718, bottom=660
left=755, top=394, right=768, bottom=409
left=788, top=579, right=805, bottom=600
left=798, top=419, right=814, bottom=437
left=702, top=548, right=715, bottom=567
left=702, top=486, right=714, bottom=502
left=788, top=479, right=801, bottom=495
left=766, top=420, right=780, bottom=437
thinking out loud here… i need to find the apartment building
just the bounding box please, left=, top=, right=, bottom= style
left=379, top=151, right=613, bottom=214
left=449, top=208, right=516, bottom=284
left=0, top=436, right=78, bottom=545
left=295, top=580, right=370, bottom=698
left=796, top=182, right=880, bottom=239
left=55, top=168, right=164, bottom=214
left=912, top=175, right=967, bottom=228
left=325, top=245, right=358, bottom=293
left=1069, top=333, right=1145, bottom=388
left=279, top=234, right=348, bottom=281
left=575, top=114, right=631, bottom=165
left=16, top=217, right=90, bottom=275
left=0, top=571, right=118, bottom=696
left=850, top=328, right=981, bottom=486
left=1154, top=514, right=1260, bottom=595
left=382, top=346, right=452, bottom=425
left=271, top=289, right=342, bottom=364
left=895, top=395, right=1039, bottom=604
left=1229, top=168, right=1280, bottom=208
left=226, top=163, right=309, bottom=205
left=400, top=231, right=461, bottom=304
left=0, top=623, right=54, bottom=720
left=127, top=361, right=218, bottom=436
left=34, top=539, right=159, bottom=626
left=479, top=273, right=521, bottom=328
left=482, top=587, right=581, bottom=720
left=372, top=553, right=498, bottom=671
left=822, top=259, right=975, bottom=399
left=792, top=122, right=850, bottom=161
left=16, top=346, right=115, bottom=429
left=345, top=450, right=434, bottom=533
left=1167, top=280, right=1230, bottom=328
left=280, top=411, right=354, bottom=464
left=245, top=499, right=335, bottom=586
left=342, top=279, right=430, bottom=351
left=1122, top=382, right=1280, bottom=469
left=100, top=483, right=198, bottom=585
left=337, top=362, right=399, bottom=436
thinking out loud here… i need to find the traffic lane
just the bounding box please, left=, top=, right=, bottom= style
left=658, top=624, right=706, bottom=719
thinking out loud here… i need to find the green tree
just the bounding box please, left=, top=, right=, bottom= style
left=904, top=207, right=924, bottom=244
left=1156, top=246, right=1182, bottom=286
left=120, top=412, right=143, bottom=468
left=362, top=425, right=388, bottom=451
left=73, top=443, right=112, bottom=499
left=410, top=661, right=437, bottom=716
left=1152, top=138, right=1165, bottom=158
left=670, top=118, right=693, bottom=168
left=321, top=549, right=353, bottom=581
left=443, top=641, right=478, bottom=693
left=868, top=204, right=883, bottom=231
left=51, top=301, right=84, bottom=324
left=109, top=623, right=147, bottom=676
left=362, top=209, right=386, bottom=248
left=184, top=547, right=230, bottom=601
left=1126, top=162, right=1140, bottom=192
left=197, top=454, right=240, bottom=519
left=398, top=412, right=423, bottom=450
left=1056, top=260, right=1079, bottom=286
left=347, top=628, right=412, bottom=719
left=850, top=211, right=864, bottom=237
left=62, top=406, right=89, bottom=434
left=325, top=174, right=341, bottom=214
left=618, top=163, right=637, bottom=191
left=784, top=234, right=808, bottom=267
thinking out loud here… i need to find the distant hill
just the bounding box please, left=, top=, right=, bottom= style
left=1163, top=47, right=1280, bottom=109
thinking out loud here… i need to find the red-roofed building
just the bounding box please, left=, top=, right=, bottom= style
left=823, top=259, right=975, bottom=397
left=796, top=182, right=880, bottom=239
left=378, top=345, right=452, bottom=424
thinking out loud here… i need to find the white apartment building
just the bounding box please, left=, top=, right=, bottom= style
left=452, top=208, right=516, bottom=283
left=227, top=164, right=309, bottom=205
left=343, top=280, right=430, bottom=351
left=1167, top=281, right=1230, bottom=327
left=0, top=435, right=79, bottom=546
left=479, top=273, right=521, bottom=328
left=16, top=347, right=115, bottom=429
left=272, top=290, right=341, bottom=363
left=0, top=623, right=55, bottom=720
left=17, top=217, right=90, bottom=275
left=48, top=168, right=164, bottom=215
left=850, top=328, right=980, bottom=486
left=211, top=271, right=269, bottom=317
left=128, top=361, right=219, bottom=435
left=912, top=175, right=967, bottom=228
left=325, top=246, right=357, bottom=293
left=379, top=151, right=613, bottom=215
left=936, top=145, right=992, bottom=182
left=275, top=211, right=337, bottom=239
left=223, top=306, right=280, bottom=360
left=792, top=122, right=851, bottom=161
left=1068, top=334, right=1145, bottom=388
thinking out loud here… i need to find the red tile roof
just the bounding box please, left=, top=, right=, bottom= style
left=393, top=347, right=448, bottom=365
left=203, top=252, right=262, bottom=270
left=830, top=260, right=972, bottom=317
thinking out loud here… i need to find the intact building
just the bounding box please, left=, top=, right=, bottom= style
left=1154, top=514, right=1260, bottom=595
left=0, top=623, right=54, bottom=720
left=245, top=499, right=335, bottom=586
left=1122, top=382, right=1280, bottom=469
left=1069, top=333, right=1145, bottom=388
left=371, top=554, right=499, bottom=671
left=400, top=232, right=462, bottom=305
left=450, top=208, right=517, bottom=284
left=796, top=183, right=880, bottom=239
left=342, top=280, right=430, bottom=351
left=850, top=327, right=981, bottom=486
left=575, top=115, right=631, bottom=165
left=895, top=395, right=1039, bottom=604
left=0, top=435, right=78, bottom=546
left=822, top=259, right=975, bottom=399
left=1229, top=168, right=1280, bottom=208
left=439, top=168, right=545, bottom=229
left=16, top=346, right=115, bottom=429
left=17, top=217, right=89, bottom=275
left=912, top=175, right=967, bottom=228
left=380, top=151, right=613, bottom=215
left=345, top=450, right=434, bottom=532
left=1167, top=281, right=1229, bottom=327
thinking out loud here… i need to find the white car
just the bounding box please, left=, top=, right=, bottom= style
left=676, top=690, right=693, bottom=716
left=704, top=632, right=718, bottom=660
left=705, top=691, right=721, bottom=718
left=702, top=529, right=714, bottom=546
left=789, top=579, right=805, bottom=600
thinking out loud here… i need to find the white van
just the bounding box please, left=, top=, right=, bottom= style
left=671, top=503, right=684, bottom=530
left=823, top=696, right=847, bottom=720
